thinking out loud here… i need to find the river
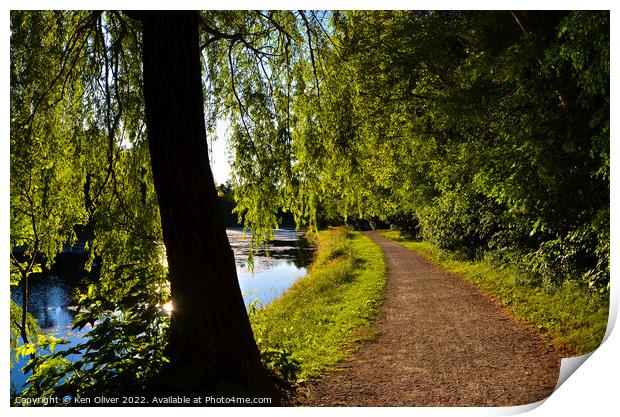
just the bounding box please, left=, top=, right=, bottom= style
left=10, top=228, right=314, bottom=393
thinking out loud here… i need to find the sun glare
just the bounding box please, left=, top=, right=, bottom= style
left=162, top=301, right=173, bottom=314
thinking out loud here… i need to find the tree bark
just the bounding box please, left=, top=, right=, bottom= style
left=20, top=272, right=30, bottom=344
left=141, top=11, right=269, bottom=396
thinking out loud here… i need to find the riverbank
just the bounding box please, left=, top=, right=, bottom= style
left=10, top=228, right=313, bottom=394
left=380, top=230, right=608, bottom=355
left=249, top=227, right=387, bottom=387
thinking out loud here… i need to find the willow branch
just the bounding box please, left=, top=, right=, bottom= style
left=299, top=11, right=321, bottom=106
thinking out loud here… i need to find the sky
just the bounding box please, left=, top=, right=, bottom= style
left=209, top=119, right=232, bottom=185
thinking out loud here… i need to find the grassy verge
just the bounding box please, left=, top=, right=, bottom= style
left=250, top=227, right=387, bottom=384
left=380, top=230, right=608, bottom=355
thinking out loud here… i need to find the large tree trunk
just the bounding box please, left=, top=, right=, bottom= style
left=141, top=11, right=269, bottom=396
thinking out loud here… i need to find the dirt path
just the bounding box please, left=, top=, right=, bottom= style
left=296, top=231, right=561, bottom=407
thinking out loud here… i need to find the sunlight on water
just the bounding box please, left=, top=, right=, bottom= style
left=10, top=228, right=314, bottom=393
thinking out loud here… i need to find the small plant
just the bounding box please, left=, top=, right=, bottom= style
left=259, top=345, right=302, bottom=390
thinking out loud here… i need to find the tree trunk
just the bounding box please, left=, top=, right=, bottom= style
left=141, top=11, right=269, bottom=396
left=20, top=272, right=30, bottom=344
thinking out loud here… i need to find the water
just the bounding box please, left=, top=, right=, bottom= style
left=12, top=275, right=78, bottom=331
left=229, top=228, right=313, bottom=306
left=10, top=228, right=314, bottom=393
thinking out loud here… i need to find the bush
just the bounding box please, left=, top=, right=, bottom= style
left=526, top=209, right=609, bottom=291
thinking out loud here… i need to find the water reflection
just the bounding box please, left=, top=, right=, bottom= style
left=10, top=228, right=314, bottom=392
left=229, top=228, right=314, bottom=306
left=12, top=228, right=313, bottom=331
left=240, top=261, right=307, bottom=307
left=227, top=228, right=313, bottom=271
left=12, top=275, right=77, bottom=330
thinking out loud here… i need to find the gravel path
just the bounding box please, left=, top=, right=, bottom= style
left=296, top=231, right=561, bottom=406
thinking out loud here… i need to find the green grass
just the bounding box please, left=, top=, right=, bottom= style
left=250, top=227, right=387, bottom=383
left=380, top=230, right=609, bottom=355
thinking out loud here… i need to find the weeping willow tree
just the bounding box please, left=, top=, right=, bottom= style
left=10, top=10, right=333, bottom=399
left=11, top=10, right=171, bottom=398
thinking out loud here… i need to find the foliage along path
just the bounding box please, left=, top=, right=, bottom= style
left=297, top=231, right=561, bottom=406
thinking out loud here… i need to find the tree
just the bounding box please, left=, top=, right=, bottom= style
left=11, top=9, right=326, bottom=399
left=139, top=11, right=267, bottom=395
left=302, top=10, right=609, bottom=288
left=10, top=11, right=92, bottom=347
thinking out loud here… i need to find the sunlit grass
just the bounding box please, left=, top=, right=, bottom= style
left=380, top=230, right=609, bottom=355
left=250, top=227, right=387, bottom=382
